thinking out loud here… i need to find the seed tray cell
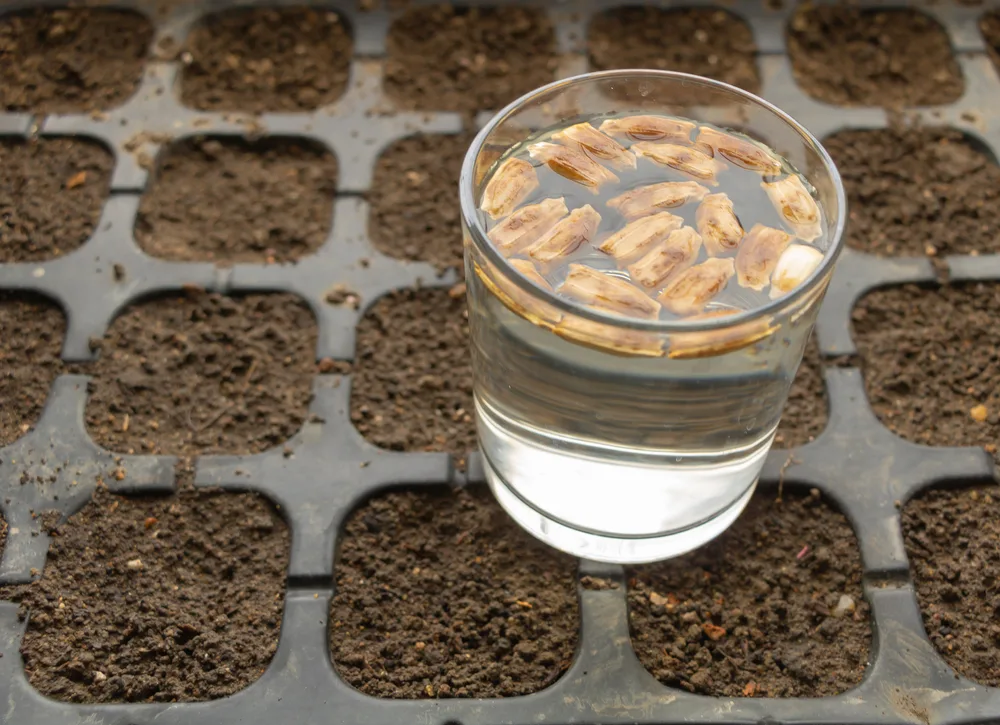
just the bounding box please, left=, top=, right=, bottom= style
left=0, top=0, right=999, bottom=724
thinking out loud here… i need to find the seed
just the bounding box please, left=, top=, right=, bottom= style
left=770, top=244, right=824, bottom=299
left=696, top=193, right=744, bottom=256
left=607, top=181, right=709, bottom=220
left=528, top=142, right=619, bottom=189
left=528, top=204, right=602, bottom=264
left=658, top=258, right=735, bottom=316
left=628, top=227, right=703, bottom=289
left=488, top=197, right=568, bottom=255
left=632, top=142, right=725, bottom=184
left=599, top=115, right=697, bottom=144
left=735, top=225, right=793, bottom=291
left=553, top=122, right=636, bottom=170
left=599, top=212, right=684, bottom=263
left=555, top=316, right=664, bottom=357
left=559, top=263, right=661, bottom=319
left=480, top=157, right=538, bottom=219
left=508, top=258, right=552, bottom=291
left=762, top=175, right=822, bottom=242
left=695, top=127, right=782, bottom=175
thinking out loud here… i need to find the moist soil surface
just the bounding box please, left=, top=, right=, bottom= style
left=903, top=486, right=1000, bottom=688
left=1, top=138, right=113, bottom=263
left=384, top=5, right=557, bottom=114
left=330, top=487, right=579, bottom=698
left=80, top=291, right=317, bottom=457
left=775, top=339, right=827, bottom=449
left=588, top=8, right=760, bottom=93
left=136, top=137, right=337, bottom=264
left=628, top=488, right=870, bottom=697
left=826, top=127, right=1000, bottom=257
left=984, top=13, right=1000, bottom=74
left=853, top=283, right=1000, bottom=464
left=180, top=8, right=352, bottom=112
left=787, top=6, right=963, bottom=107
left=0, top=293, right=66, bottom=448
left=1, top=480, right=289, bottom=703
left=0, top=8, right=152, bottom=113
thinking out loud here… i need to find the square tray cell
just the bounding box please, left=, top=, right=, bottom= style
left=79, top=291, right=318, bottom=457
left=853, top=283, right=999, bottom=464
left=330, top=487, right=579, bottom=698
left=136, top=137, right=336, bottom=264
left=351, top=287, right=474, bottom=459
left=179, top=7, right=352, bottom=112
left=628, top=487, right=870, bottom=697
left=368, top=133, right=471, bottom=272
left=903, top=486, right=1000, bottom=688
left=0, top=137, right=113, bottom=263
left=0, top=293, right=65, bottom=448
left=774, top=338, right=828, bottom=449
left=0, top=479, right=289, bottom=703
left=787, top=6, right=963, bottom=107
left=825, top=128, right=1000, bottom=257
left=384, top=5, right=557, bottom=113
left=588, top=8, right=760, bottom=94
left=0, top=8, right=151, bottom=113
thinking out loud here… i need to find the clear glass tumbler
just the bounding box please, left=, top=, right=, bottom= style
left=459, top=71, right=845, bottom=563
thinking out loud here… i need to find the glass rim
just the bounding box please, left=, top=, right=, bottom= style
left=459, top=68, right=848, bottom=334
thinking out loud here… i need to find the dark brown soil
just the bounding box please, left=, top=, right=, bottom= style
left=852, top=283, right=1000, bottom=464
left=0, top=514, right=6, bottom=562
left=0, top=137, right=113, bottom=263
left=368, top=134, right=471, bottom=272
left=179, top=8, right=352, bottom=112
left=903, top=486, right=1000, bottom=688
left=983, top=13, right=1000, bottom=74
left=787, top=6, right=963, bottom=107
left=136, top=137, right=336, bottom=264
left=2, top=479, right=289, bottom=703
left=384, top=5, right=557, bottom=113
left=330, top=488, right=579, bottom=698
left=826, top=128, right=1000, bottom=257
left=588, top=8, right=760, bottom=94
left=79, top=291, right=318, bottom=457
left=628, top=488, right=870, bottom=697
left=0, top=8, right=152, bottom=113
left=350, top=288, right=474, bottom=457
left=0, top=293, right=66, bottom=448
left=775, top=339, right=828, bottom=449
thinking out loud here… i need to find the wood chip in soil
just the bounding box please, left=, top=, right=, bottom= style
left=628, top=488, right=870, bottom=697
left=136, top=137, right=336, bottom=264
left=330, top=488, right=579, bottom=698
left=0, top=479, right=289, bottom=703
left=588, top=8, right=760, bottom=94
left=180, top=8, right=352, bottom=112
left=903, top=485, right=1000, bottom=688
left=787, top=6, right=963, bottom=107
left=1, top=137, right=113, bottom=263
left=775, top=338, right=827, bottom=449
left=0, top=293, right=66, bottom=447
left=853, top=283, right=1000, bottom=464
left=78, top=291, right=317, bottom=457
left=826, top=127, right=1000, bottom=257
left=384, top=5, right=557, bottom=113
left=0, top=8, right=152, bottom=113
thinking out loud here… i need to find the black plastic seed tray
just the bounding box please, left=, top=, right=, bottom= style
left=2, top=0, right=1000, bottom=722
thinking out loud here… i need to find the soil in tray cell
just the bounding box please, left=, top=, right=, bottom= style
left=588, top=8, right=760, bottom=94
left=787, top=6, right=963, bottom=108
left=80, top=290, right=317, bottom=457
left=179, top=7, right=352, bottom=112
left=330, top=488, right=579, bottom=698
left=384, top=5, right=557, bottom=114
left=903, top=486, right=1000, bottom=688
left=775, top=338, right=827, bottom=449
left=350, top=287, right=475, bottom=459
left=984, top=13, right=1000, bottom=75
left=1, top=137, right=113, bottom=263
left=628, top=488, right=870, bottom=697
left=369, top=133, right=471, bottom=273
left=136, top=137, right=337, bottom=264
left=0, top=477, right=289, bottom=703
left=0, top=8, right=152, bottom=113
left=0, top=293, right=66, bottom=448
left=853, top=283, right=1000, bottom=464
left=825, top=127, right=1000, bottom=257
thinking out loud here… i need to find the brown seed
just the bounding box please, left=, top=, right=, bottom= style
left=667, top=309, right=776, bottom=359
left=607, top=181, right=709, bottom=220
left=762, top=175, right=822, bottom=241
left=475, top=260, right=562, bottom=328
left=695, top=127, right=782, bottom=175
left=658, top=258, right=735, bottom=316
left=696, top=193, right=744, bottom=256
left=559, top=264, right=660, bottom=319
left=488, top=197, right=568, bottom=255
left=553, top=123, right=636, bottom=170
left=632, top=142, right=725, bottom=184
left=735, top=224, right=793, bottom=291
left=508, top=258, right=552, bottom=291
left=628, top=227, right=703, bottom=289
left=528, top=142, right=619, bottom=189
left=554, top=316, right=663, bottom=357
left=599, top=211, right=684, bottom=263
left=528, top=204, right=602, bottom=264
left=599, top=115, right=697, bottom=143
left=480, top=157, right=539, bottom=219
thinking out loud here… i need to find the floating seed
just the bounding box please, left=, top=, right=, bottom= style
left=598, top=211, right=684, bottom=263
left=509, top=258, right=552, bottom=291
left=696, top=193, right=744, bottom=256
left=553, top=123, right=636, bottom=170
left=735, top=224, right=793, bottom=291
left=528, top=142, right=619, bottom=189
left=480, top=157, right=539, bottom=219
left=475, top=259, right=562, bottom=328
left=632, top=142, right=725, bottom=184
left=559, top=263, right=661, bottom=319
left=658, top=257, right=735, bottom=316
left=528, top=204, right=602, bottom=264
left=555, top=316, right=664, bottom=357
left=762, top=175, right=822, bottom=241
left=667, top=309, right=776, bottom=359
left=695, top=127, right=782, bottom=175
left=488, top=197, right=569, bottom=255
left=628, top=226, right=703, bottom=289
left=599, top=115, right=697, bottom=143
left=769, top=243, right=824, bottom=299
left=606, top=181, right=709, bottom=220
